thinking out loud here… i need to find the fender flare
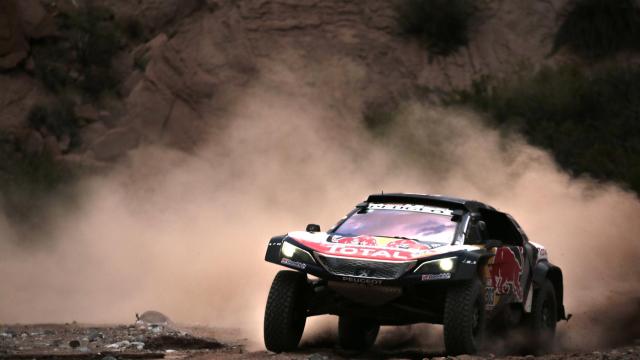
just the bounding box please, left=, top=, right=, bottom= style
left=265, top=235, right=287, bottom=263
left=533, top=261, right=567, bottom=320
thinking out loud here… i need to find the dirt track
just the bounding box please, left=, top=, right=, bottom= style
left=1, top=323, right=638, bottom=360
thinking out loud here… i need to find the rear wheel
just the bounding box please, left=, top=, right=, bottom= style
left=264, top=270, right=309, bottom=352
left=338, top=316, right=379, bottom=351
left=525, top=279, right=557, bottom=354
left=443, top=279, right=486, bottom=355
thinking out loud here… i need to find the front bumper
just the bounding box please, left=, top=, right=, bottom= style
left=265, top=236, right=485, bottom=286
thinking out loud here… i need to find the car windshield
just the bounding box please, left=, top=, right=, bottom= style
left=333, top=208, right=458, bottom=244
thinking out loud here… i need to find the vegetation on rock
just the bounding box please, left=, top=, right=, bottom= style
left=31, top=5, right=125, bottom=98
left=395, top=0, right=477, bottom=56
left=451, top=65, right=640, bottom=193
left=553, top=0, right=640, bottom=59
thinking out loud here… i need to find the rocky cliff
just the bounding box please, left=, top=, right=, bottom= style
left=0, top=0, right=570, bottom=165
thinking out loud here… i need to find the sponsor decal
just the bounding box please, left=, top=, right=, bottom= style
left=327, top=244, right=412, bottom=260
left=421, top=273, right=452, bottom=281
left=281, top=258, right=307, bottom=270
left=367, top=203, right=453, bottom=216
left=387, top=239, right=431, bottom=251
left=341, top=276, right=383, bottom=285
left=287, top=232, right=479, bottom=261
left=355, top=269, right=371, bottom=277
left=488, top=247, right=524, bottom=301
left=331, top=235, right=378, bottom=246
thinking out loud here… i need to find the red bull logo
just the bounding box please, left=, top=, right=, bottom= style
left=387, top=239, right=431, bottom=251
left=488, top=248, right=524, bottom=301
left=332, top=235, right=378, bottom=246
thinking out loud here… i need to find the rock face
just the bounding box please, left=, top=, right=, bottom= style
left=0, top=0, right=55, bottom=70
left=90, top=127, right=140, bottom=161
left=0, top=0, right=575, bottom=160
left=0, top=0, right=29, bottom=70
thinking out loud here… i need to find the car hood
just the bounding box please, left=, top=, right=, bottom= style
left=287, top=231, right=482, bottom=262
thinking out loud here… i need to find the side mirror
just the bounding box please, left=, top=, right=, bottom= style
left=485, top=239, right=502, bottom=249
left=306, top=224, right=321, bottom=233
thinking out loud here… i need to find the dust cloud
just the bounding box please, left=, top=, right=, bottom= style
left=1, top=65, right=639, bottom=352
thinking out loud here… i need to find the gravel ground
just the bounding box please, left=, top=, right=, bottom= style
left=0, top=323, right=638, bottom=360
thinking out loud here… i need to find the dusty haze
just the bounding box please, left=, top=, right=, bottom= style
left=1, top=64, right=639, bottom=352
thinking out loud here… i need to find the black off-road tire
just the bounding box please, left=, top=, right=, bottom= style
left=338, top=316, right=379, bottom=351
left=444, top=278, right=486, bottom=355
left=524, top=279, right=557, bottom=354
left=264, top=270, right=309, bottom=353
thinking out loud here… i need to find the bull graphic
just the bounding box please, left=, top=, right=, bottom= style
left=332, top=235, right=378, bottom=246
left=386, top=239, right=431, bottom=251
left=488, top=247, right=524, bottom=301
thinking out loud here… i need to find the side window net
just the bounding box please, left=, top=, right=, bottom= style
left=479, top=210, right=524, bottom=246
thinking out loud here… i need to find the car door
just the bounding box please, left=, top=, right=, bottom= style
left=481, top=211, right=529, bottom=307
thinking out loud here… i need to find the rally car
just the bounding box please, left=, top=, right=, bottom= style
left=263, top=193, right=567, bottom=355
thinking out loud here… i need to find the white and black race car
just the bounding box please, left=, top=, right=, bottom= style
left=263, top=193, right=567, bottom=355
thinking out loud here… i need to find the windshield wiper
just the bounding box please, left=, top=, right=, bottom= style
left=387, top=235, right=419, bottom=241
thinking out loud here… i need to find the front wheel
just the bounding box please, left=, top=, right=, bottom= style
left=338, top=316, right=379, bottom=351
left=443, top=279, right=486, bottom=355
left=263, top=270, right=309, bottom=352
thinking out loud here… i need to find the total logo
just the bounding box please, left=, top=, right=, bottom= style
left=327, top=244, right=414, bottom=260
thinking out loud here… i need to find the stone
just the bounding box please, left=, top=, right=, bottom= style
left=0, top=51, right=28, bottom=69
left=137, top=310, right=170, bottom=324
left=130, top=341, right=145, bottom=350
left=126, top=80, right=174, bottom=140
left=0, top=74, right=46, bottom=129
left=162, top=99, right=205, bottom=149
left=79, top=121, right=108, bottom=149
left=68, top=340, right=80, bottom=348
left=90, top=127, right=140, bottom=161
left=0, top=1, right=29, bottom=69
left=16, top=0, right=56, bottom=39
left=87, top=331, right=104, bottom=342
left=74, top=104, right=99, bottom=122
left=44, top=134, right=60, bottom=156
left=24, top=130, right=44, bottom=154
left=307, top=354, right=328, bottom=360
left=58, top=133, right=71, bottom=153
left=105, top=340, right=130, bottom=349
left=24, top=56, right=35, bottom=72
left=121, top=70, right=144, bottom=97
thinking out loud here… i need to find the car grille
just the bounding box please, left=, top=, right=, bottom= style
left=316, top=255, right=415, bottom=280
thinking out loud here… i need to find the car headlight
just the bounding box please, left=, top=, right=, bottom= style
left=415, top=257, right=458, bottom=274
left=281, top=241, right=316, bottom=264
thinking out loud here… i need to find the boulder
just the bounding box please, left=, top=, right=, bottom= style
left=90, top=127, right=140, bottom=161
left=74, top=104, right=100, bottom=122
left=125, top=79, right=174, bottom=141
left=162, top=99, right=206, bottom=149
left=16, top=0, right=56, bottom=39
left=96, top=0, right=204, bottom=31
left=79, top=120, right=108, bottom=149
left=136, top=310, right=171, bottom=325
left=0, top=74, right=45, bottom=129
left=23, top=130, right=44, bottom=155
left=0, top=0, right=29, bottom=70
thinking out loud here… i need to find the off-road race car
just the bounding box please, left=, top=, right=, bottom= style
left=263, top=193, right=567, bottom=355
